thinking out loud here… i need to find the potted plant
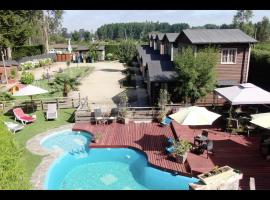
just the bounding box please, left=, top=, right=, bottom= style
left=173, top=139, right=192, bottom=164
left=92, top=133, right=102, bottom=143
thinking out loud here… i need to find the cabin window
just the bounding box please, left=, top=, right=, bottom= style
left=221, top=48, right=237, bottom=64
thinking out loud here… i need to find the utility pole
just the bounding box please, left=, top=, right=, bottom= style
left=1, top=50, right=9, bottom=85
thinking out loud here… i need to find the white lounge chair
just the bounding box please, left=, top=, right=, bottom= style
left=46, top=104, right=58, bottom=120
left=4, top=121, right=24, bottom=133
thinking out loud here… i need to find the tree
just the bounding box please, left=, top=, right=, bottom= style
left=71, top=31, right=80, bottom=42
left=61, top=27, right=69, bottom=38
left=233, top=10, right=255, bottom=36
left=53, top=74, right=80, bottom=97
left=117, top=40, right=137, bottom=65
left=174, top=46, right=218, bottom=104
left=0, top=117, right=30, bottom=189
left=255, top=17, right=270, bottom=42
left=83, top=31, right=91, bottom=42
left=220, top=24, right=234, bottom=29
left=158, top=88, right=170, bottom=110
left=204, top=24, right=220, bottom=29
left=0, top=10, right=36, bottom=59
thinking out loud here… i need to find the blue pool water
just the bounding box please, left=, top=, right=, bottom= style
left=41, top=130, right=199, bottom=190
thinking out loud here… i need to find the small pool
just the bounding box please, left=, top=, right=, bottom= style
left=41, top=130, right=199, bottom=190
left=41, top=130, right=92, bottom=153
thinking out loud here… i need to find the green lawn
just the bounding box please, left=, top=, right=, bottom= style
left=3, top=108, right=75, bottom=180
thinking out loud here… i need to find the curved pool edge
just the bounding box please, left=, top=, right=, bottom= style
left=26, top=124, right=75, bottom=190
left=76, top=126, right=193, bottom=178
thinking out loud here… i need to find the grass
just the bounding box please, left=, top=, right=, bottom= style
left=3, top=108, right=75, bottom=181
left=14, top=66, right=94, bottom=100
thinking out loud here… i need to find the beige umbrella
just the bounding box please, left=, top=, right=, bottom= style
left=250, top=112, right=270, bottom=130
left=169, top=106, right=221, bottom=135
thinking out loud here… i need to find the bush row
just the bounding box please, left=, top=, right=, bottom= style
left=12, top=45, right=45, bottom=60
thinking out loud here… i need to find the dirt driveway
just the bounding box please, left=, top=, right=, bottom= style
left=77, top=61, right=126, bottom=107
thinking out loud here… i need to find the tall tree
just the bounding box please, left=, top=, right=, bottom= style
left=233, top=10, right=255, bottom=36
left=255, top=17, right=270, bottom=42
left=61, top=27, right=69, bottom=38
left=174, top=46, right=218, bottom=104
left=83, top=31, right=91, bottom=42
left=71, top=31, right=80, bottom=42
left=0, top=10, right=36, bottom=59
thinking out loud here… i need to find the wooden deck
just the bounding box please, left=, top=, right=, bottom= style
left=73, top=122, right=190, bottom=176
left=73, top=121, right=270, bottom=190
left=171, top=121, right=270, bottom=190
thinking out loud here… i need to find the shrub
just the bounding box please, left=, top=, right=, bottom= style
left=12, top=45, right=44, bottom=60
left=0, top=117, right=30, bottom=189
left=105, top=44, right=119, bottom=59
left=10, top=69, right=17, bottom=79
left=117, top=40, right=137, bottom=65
left=106, top=53, right=114, bottom=60
left=20, top=71, right=35, bottom=84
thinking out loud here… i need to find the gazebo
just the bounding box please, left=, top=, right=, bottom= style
left=214, top=83, right=270, bottom=105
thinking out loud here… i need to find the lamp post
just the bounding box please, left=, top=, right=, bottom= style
left=1, top=49, right=8, bottom=85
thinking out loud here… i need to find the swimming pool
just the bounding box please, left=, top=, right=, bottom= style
left=41, top=130, right=199, bottom=190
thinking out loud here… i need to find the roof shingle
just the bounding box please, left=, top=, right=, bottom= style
left=183, top=29, right=257, bottom=44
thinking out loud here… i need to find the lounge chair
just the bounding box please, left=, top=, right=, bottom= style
left=4, top=121, right=24, bottom=133
left=160, top=117, right=173, bottom=126
left=13, top=108, right=36, bottom=125
left=46, top=104, right=58, bottom=120
left=94, top=108, right=103, bottom=124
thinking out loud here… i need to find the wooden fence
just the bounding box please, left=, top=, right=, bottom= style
left=0, top=96, right=82, bottom=113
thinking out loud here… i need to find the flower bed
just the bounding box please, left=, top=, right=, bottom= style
left=21, top=58, right=53, bottom=70
left=198, top=166, right=235, bottom=185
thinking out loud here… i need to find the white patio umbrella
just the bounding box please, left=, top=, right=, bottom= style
left=13, top=85, right=48, bottom=111
left=13, top=85, right=48, bottom=98
left=214, top=83, right=270, bottom=105
left=169, top=106, right=221, bottom=135
left=250, top=112, right=270, bottom=130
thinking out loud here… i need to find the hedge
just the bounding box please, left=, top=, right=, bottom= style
left=12, top=45, right=45, bottom=60
left=105, top=44, right=119, bottom=60
left=248, top=48, right=270, bottom=90
left=0, top=117, right=30, bottom=189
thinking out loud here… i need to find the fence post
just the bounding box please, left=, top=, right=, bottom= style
left=41, top=100, right=44, bottom=110
left=56, top=99, right=59, bottom=109
left=72, top=98, right=74, bottom=108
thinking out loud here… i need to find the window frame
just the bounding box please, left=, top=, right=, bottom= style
left=221, top=48, right=237, bottom=64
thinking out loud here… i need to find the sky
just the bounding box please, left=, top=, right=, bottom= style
left=62, top=10, right=270, bottom=32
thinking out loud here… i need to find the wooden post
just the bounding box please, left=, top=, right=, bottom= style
left=72, top=98, right=74, bottom=108
left=56, top=99, right=59, bottom=109
left=250, top=177, right=255, bottom=190
left=41, top=100, right=44, bottom=110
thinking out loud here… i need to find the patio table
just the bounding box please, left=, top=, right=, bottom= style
left=194, top=135, right=208, bottom=146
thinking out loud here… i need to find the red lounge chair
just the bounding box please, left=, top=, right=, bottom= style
left=13, top=108, right=36, bottom=125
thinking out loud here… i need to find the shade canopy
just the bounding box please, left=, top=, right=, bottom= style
left=169, top=106, right=221, bottom=126
left=250, top=112, right=270, bottom=130
left=214, top=83, right=270, bottom=105
left=13, top=85, right=48, bottom=97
